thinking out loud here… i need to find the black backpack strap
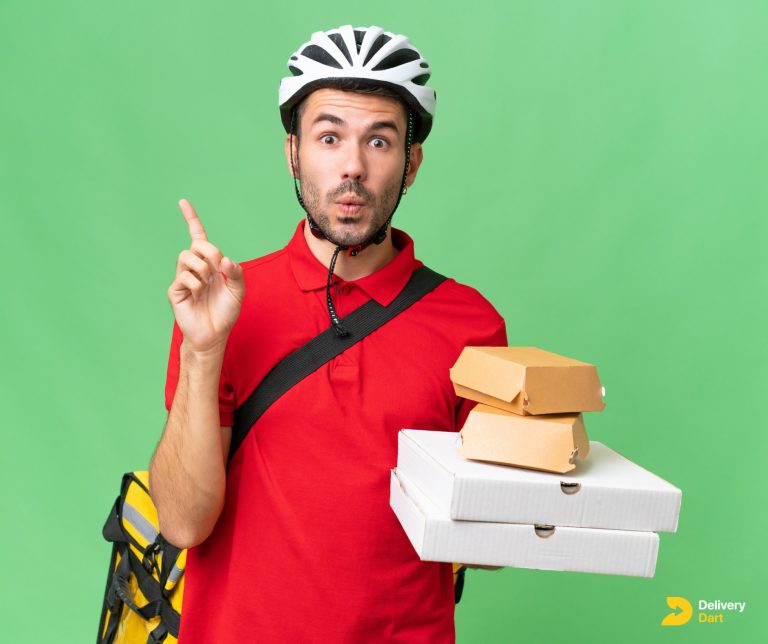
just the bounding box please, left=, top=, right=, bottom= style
left=228, top=266, right=447, bottom=462
left=454, top=566, right=467, bottom=604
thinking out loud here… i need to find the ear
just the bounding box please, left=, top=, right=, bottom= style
left=404, top=143, right=424, bottom=189
left=285, top=133, right=299, bottom=178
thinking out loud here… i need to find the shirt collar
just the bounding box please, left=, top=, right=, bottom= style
left=287, top=219, right=423, bottom=306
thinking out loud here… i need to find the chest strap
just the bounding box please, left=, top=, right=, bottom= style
left=228, top=265, right=447, bottom=462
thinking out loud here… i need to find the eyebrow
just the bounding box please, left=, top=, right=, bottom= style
left=312, top=113, right=345, bottom=127
left=370, top=120, right=400, bottom=133
left=311, top=114, right=400, bottom=133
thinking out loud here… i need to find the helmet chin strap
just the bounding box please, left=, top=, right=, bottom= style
left=290, top=107, right=414, bottom=336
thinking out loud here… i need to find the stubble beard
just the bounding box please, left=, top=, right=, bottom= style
left=301, top=175, right=401, bottom=248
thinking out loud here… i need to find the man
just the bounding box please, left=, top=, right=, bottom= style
left=150, top=25, right=506, bottom=642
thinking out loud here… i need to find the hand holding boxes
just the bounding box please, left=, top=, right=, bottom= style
left=390, top=347, right=682, bottom=578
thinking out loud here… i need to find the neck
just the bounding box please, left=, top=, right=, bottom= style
left=303, top=222, right=399, bottom=281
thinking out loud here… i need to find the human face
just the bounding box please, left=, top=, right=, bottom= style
left=286, top=88, right=422, bottom=247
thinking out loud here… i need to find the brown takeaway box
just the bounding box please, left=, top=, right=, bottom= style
left=450, top=346, right=605, bottom=416
left=459, top=404, right=590, bottom=473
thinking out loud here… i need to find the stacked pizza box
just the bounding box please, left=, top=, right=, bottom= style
left=390, top=347, right=682, bottom=578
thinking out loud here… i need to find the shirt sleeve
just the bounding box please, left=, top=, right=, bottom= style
left=454, top=315, right=508, bottom=430
left=163, top=321, right=238, bottom=427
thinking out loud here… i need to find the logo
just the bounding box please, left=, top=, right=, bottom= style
left=661, top=596, right=747, bottom=626
left=661, top=596, right=693, bottom=626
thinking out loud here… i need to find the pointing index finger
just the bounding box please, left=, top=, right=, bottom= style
left=179, top=198, right=208, bottom=242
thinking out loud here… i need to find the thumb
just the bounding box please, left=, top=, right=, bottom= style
left=219, top=257, right=245, bottom=296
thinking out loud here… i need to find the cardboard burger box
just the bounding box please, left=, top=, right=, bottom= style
left=390, top=468, right=660, bottom=578
left=460, top=404, right=589, bottom=473
left=450, top=346, right=605, bottom=416
left=396, top=430, right=682, bottom=532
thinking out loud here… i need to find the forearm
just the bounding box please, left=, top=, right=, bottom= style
left=149, top=342, right=228, bottom=548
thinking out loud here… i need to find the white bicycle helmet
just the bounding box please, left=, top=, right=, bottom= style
left=279, top=25, right=436, bottom=142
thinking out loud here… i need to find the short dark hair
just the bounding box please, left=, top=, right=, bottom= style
left=292, top=78, right=418, bottom=140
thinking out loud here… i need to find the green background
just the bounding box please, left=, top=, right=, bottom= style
left=2, top=1, right=766, bottom=641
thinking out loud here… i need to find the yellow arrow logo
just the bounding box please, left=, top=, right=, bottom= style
left=661, top=596, right=693, bottom=626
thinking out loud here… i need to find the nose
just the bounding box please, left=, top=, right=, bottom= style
left=340, top=141, right=366, bottom=182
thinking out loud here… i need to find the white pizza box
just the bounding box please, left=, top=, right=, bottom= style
left=396, top=429, right=681, bottom=532
left=390, top=469, right=659, bottom=577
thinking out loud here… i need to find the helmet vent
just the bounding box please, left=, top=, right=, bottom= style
left=300, top=44, right=343, bottom=69
left=353, top=30, right=365, bottom=53
left=328, top=33, right=352, bottom=65
left=372, top=48, right=420, bottom=71
left=362, top=34, right=392, bottom=66
left=412, top=73, right=430, bottom=86
left=288, top=65, right=303, bottom=76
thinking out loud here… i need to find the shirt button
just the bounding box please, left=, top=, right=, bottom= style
left=341, top=285, right=352, bottom=295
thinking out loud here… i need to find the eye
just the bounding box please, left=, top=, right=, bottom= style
left=370, top=137, right=388, bottom=149
left=321, top=135, right=338, bottom=145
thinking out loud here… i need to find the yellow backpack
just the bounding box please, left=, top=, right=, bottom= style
left=98, top=472, right=184, bottom=643
left=97, top=471, right=467, bottom=643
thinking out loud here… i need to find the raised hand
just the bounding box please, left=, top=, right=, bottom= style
left=168, top=199, right=245, bottom=353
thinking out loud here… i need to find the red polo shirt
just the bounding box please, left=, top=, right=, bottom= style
left=164, top=221, right=507, bottom=643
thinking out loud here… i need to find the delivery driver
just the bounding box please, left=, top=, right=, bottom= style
left=150, top=25, right=507, bottom=642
